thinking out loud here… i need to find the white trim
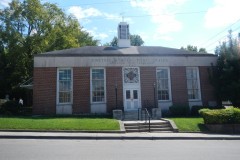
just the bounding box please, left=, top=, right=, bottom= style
left=35, top=56, right=217, bottom=68
left=123, top=88, right=141, bottom=110
left=186, top=67, right=202, bottom=101
left=122, top=67, right=141, bottom=110
left=90, top=67, right=106, bottom=104
left=56, top=68, right=73, bottom=105
left=156, top=67, right=172, bottom=101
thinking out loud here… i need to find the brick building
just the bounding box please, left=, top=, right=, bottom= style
left=33, top=22, right=217, bottom=115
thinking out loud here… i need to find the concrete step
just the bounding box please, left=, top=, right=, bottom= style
left=124, top=120, right=174, bottom=133
left=124, top=121, right=168, bottom=126
left=124, top=124, right=170, bottom=129
left=123, top=111, right=151, bottom=121
left=123, top=116, right=139, bottom=121
left=126, top=127, right=173, bottom=132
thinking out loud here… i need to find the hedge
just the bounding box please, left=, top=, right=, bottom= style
left=0, top=100, right=21, bottom=115
left=199, top=107, right=240, bottom=124
left=199, top=108, right=210, bottom=116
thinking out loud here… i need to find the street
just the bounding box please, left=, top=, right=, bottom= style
left=0, top=139, right=239, bottom=160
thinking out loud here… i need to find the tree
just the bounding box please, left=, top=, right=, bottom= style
left=0, top=0, right=98, bottom=98
left=181, top=45, right=207, bottom=53
left=108, top=34, right=144, bottom=46
left=209, top=30, right=240, bottom=107
left=110, top=37, right=118, bottom=46
left=130, top=34, right=144, bottom=46
left=199, top=48, right=207, bottom=53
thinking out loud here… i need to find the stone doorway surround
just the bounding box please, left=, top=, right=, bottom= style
left=122, top=67, right=141, bottom=111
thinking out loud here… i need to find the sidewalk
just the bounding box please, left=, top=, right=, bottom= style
left=1, top=131, right=240, bottom=140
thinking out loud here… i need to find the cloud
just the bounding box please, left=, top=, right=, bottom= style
left=130, top=0, right=187, bottom=35
left=83, top=27, right=109, bottom=40
left=205, top=0, right=240, bottom=28
left=0, top=0, right=11, bottom=7
left=108, top=30, right=117, bottom=34
left=68, top=6, right=132, bottom=23
left=68, top=6, right=102, bottom=21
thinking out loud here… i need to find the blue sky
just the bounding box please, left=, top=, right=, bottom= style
left=1, top=0, right=240, bottom=53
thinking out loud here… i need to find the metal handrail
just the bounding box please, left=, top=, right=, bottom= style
left=138, top=107, right=151, bottom=132
left=138, top=108, right=142, bottom=120
left=144, top=108, right=151, bottom=132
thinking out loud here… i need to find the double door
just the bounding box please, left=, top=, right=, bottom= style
left=124, top=88, right=140, bottom=110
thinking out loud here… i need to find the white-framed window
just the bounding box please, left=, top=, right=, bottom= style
left=156, top=67, right=171, bottom=101
left=186, top=67, right=201, bottom=100
left=91, top=68, right=106, bottom=103
left=57, top=68, right=72, bottom=104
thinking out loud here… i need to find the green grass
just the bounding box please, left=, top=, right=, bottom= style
left=0, top=117, right=119, bottom=131
left=168, top=117, right=208, bottom=132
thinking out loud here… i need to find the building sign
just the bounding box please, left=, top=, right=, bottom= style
left=89, top=57, right=168, bottom=66
left=34, top=56, right=217, bottom=67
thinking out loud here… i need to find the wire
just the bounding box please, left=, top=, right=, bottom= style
left=76, top=10, right=208, bottom=21
left=206, top=34, right=240, bottom=53
left=204, top=25, right=240, bottom=50
left=125, top=11, right=207, bottom=17
left=200, top=18, right=240, bottom=47
left=56, top=0, right=131, bottom=7
left=204, top=34, right=227, bottom=49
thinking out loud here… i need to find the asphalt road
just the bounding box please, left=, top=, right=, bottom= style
left=0, top=139, right=240, bottom=160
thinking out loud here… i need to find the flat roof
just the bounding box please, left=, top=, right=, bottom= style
left=35, top=46, right=217, bottom=57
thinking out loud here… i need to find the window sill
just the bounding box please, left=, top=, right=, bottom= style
left=91, top=102, right=106, bottom=104
left=57, top=103, right=72, bottom=105
left=158, top=100, right=172, bottom=102
left=188, top=99, right=202, bottom=102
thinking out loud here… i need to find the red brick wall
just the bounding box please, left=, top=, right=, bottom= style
left=199, top=66, right=216, bottom=106
left=170, top=66, right=188, bottom=105
left=73, top=67, right=90, bottom=114
left=140, top=67, right=156, bottom=108
left=106, top=67, right=123, bottom=113
left=33, top=66, right=216, bottom=115
left=33, top=67, right=56, bottom=115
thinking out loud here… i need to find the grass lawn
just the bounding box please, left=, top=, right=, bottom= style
left=168, top=117, right=208, bottom=132
left=0, top=117, right=120, bottom=131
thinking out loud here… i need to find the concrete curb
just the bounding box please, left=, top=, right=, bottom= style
left=118, top=120, right=126, bottom=133
left=1, top=132, right=240, bottom=140
left=162, top=118, right=179, bottom=132
left=1, top=135, right=240, bottom=140
left=0, top=130, right=125, bottom=133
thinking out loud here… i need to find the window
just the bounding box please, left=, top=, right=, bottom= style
left=91, top=68, right=105, bottom=103
left=186, top=67, right=201, bottom=100
left=118, top=24, right=129, bottom=39
left=133, top=90, right=138, bottom=99
left=123, top=67, right=139, bottom=83
left=57, top=68, right=72, bottom=104
left=156, top=68, right=171, bottom=100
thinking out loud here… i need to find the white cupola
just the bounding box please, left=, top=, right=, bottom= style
left=117, top=22, right=130, bottom=47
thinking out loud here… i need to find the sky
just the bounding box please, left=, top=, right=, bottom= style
left=1, top=0, right=240, bottom=54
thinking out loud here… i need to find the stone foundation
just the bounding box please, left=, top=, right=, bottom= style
left=113, top=109, right=123, bottom=120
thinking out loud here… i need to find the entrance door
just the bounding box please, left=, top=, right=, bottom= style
left=124, top=89, right=139, bottom=110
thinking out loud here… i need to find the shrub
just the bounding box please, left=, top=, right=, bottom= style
left=199, top=108, right=211, bottom=116
left=233, top=108, right=240, bottom=123
left=0, top=100, right=21, bottom=115
left=191, top=105, right=209, bottom=116
left=200, top=107, right=240, bottom=124
left=169, top=105, right=190, bottom=117
left=0, top=105, right=4, bottom=114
